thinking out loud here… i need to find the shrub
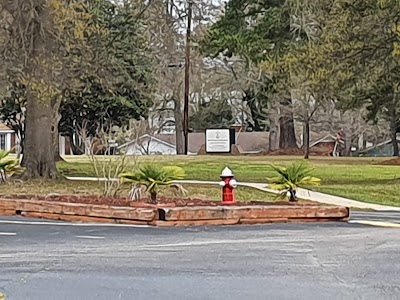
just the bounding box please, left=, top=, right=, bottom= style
left=119, top=165, right=186, bottom=204
left=266, top=161, right=321, bottom=202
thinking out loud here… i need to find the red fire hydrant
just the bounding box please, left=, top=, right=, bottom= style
left=219, top=167, right=237, bottom=205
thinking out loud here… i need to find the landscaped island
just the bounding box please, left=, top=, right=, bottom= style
left=0, top=155, right=354, bottom=226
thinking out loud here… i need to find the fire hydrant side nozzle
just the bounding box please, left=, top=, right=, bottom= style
left=220, top=167, right=237, bottom=205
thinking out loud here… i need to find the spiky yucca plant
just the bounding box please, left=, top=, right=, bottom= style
left=266, top=161, right=321, bottom=202
left=119, top=165, right=186, bottom=204
left=0, top=150, right=23, bottom=183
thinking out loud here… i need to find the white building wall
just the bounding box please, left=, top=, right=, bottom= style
left=0, top=132, right=13, bottom=151
left=6, top=133, right=11, bottom=151
left=59, top=135, right=66, bottom=156
left=125, top=139, right=176, bottom=156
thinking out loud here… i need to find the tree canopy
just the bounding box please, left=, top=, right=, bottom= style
left=200, top=0, right=301, bottom=150
left=201, top=0, right=400, bottom=156
left=59, top=0, right=153, bottom=154
left=1, top=0, right=400, bottom=181
left=0, top=0, right=154, bottom=174
left=189, top=98, right=234, bottom=132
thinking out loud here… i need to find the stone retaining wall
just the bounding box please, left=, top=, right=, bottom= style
left=0, top=199, right=350, bottom=226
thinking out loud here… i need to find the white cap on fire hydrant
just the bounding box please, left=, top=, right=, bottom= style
left=220, top=167, right=234, bottom=177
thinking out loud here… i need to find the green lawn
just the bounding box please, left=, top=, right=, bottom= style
left=57, top=155, right=400, bottom=207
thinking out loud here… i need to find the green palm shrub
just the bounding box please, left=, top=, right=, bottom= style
left=119, top=164, right=186, bottom=204
left=0, top=150, right=23, bottom=183
left=266, top=161, right=321, bottom=202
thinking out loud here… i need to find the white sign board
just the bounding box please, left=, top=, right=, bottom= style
left=206, top=129, right=231, bottom=153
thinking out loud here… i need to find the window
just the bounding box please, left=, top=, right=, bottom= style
left=0, top=134, right=6, bottom=150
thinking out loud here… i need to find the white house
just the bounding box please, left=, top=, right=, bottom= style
left=0, top=123, right=16, bottom=151
left=118, top=134, right=179, bottom=155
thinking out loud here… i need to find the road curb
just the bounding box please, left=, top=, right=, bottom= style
left=0, top=198, right=350, bottom=226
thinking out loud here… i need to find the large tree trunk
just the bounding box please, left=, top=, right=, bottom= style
left=268, top=106, right=280, bottom=151
left=53, top=132, right=60, bottom=161
left=174, top=98, right=185, bottom=154
left=22, top=93, right=60, bottom=179
left=389, top=103, right=399, bottom=157
left=303, top=121, right=310, bottom=159
left=20, top=1, right=60, bottom=179
left=269, top=125, right=279, bottom=151
left=279, top=98, right=297, bottom=149
left=343, top=135, right=352, bottom=157
left=391, top=129, right=399, bottom=157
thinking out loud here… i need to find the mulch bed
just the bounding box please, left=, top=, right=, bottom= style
left=378, top=157, right=400, bottom=166
left=0, top=195, right=314, bottom=208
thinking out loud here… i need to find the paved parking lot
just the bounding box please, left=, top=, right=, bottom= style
left=1, top=215, right=400, bottom=300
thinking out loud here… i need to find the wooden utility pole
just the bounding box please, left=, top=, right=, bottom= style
left=183, top=0, right=192, bottom=155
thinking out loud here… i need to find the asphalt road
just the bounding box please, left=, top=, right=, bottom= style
left=351, top=211, right=400, bottom=224
left=1, top=213, right=400, bottom=300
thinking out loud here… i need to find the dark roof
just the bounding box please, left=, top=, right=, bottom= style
left=0, top=122, right=13, bottom=131
left=148, top=132, right=270, bottom=153
left=310, top=134, right=343, bottom=147
left=359, top=134, right=400, bottom=153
